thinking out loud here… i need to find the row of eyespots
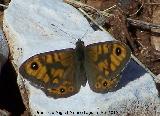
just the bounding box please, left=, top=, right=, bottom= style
left=47, top=81, right=74, bottom=95
left=95, top=75, right=119, bottom=90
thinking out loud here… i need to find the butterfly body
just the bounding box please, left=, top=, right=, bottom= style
left=19, top=39, right=131, bottom=99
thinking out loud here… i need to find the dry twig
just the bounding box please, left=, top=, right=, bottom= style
left=127, top=18, right=160, bottom=30
left=0, top=4, right=8, bottom=8
left=64, top=0, right=114, bottom=17
left=64, top=0, right=160, bottom=30
left=145, top=3, right=160, bottom=5
left=64, top=0, right=100, bottom=14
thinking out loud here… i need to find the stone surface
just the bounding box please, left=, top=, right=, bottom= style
left=3, top=0, right=159, bottom=115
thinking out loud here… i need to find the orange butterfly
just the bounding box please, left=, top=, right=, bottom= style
left=19, top=39, right=131, bottom=99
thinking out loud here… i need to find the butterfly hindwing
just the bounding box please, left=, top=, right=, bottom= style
left=85, top=41, right=131, bottom=93
left=19, top=49, right=82, bottom=99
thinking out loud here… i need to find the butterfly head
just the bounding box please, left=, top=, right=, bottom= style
left=76, top=39, right=84, bottom=46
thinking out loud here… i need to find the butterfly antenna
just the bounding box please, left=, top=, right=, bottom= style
left=51, top=24, right=77, bottom=43
left=79, top=29, right=89, bottom=40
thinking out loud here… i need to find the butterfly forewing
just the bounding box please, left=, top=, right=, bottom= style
left=85, top=41, right=131, bottom=93
left=19, top=49, right=82, bottom=99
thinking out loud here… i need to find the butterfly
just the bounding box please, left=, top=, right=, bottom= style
left=19, top=39, right=131, bottom=99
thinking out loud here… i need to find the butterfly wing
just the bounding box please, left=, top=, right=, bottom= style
left=85, top=41, right=131, bottom=93
left=19, top=49, right=83, bottom=99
